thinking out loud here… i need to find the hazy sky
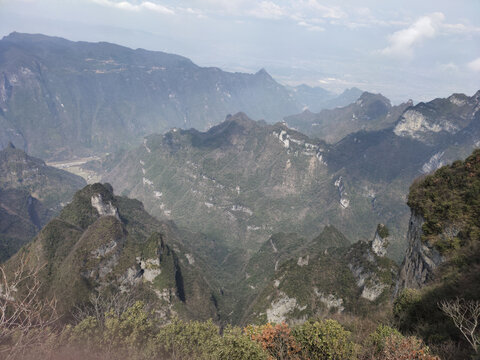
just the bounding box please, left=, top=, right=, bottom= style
left=1, top=0, right=479, bottom=102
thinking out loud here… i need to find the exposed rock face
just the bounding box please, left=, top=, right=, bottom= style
left=371, top=226, right=388, bottom=257
left=394, top=109, right=458, bottom=139
left=285, top=91, right=411, bottom=144
left=266, top=292, right=305, bottom=324
left=91, top=193, right=119, bottom=219
left=421, top=151, right=445, bottom=174
left=348, top=260, right=388, bottom=302
left=396, top=211, right=444, bottom=293
left=347, top=233, right=393, bottom=302
left=334, top=176, right=349, bottom=209
left=314, top=289, right=344, bottom=313
left=243, top=226, right=397, bottom=325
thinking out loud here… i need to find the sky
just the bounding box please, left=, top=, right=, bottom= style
left=0, top=0, right=479, bottom=103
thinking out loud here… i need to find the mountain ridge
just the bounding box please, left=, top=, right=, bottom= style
left=0, top=145, right=86, bottom=261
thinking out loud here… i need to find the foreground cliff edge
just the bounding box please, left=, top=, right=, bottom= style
left=394, top=148, right=480, bottom=355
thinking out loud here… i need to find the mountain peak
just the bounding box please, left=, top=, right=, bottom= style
left=225, top=112, right=257, bottom=125
left=59, top=183, right=117, bottom=229
left=357, top=91, right=391, bottom=105
left=472, top=89, right=480, bottom=101
left=255, top=68, right=274, bottom=80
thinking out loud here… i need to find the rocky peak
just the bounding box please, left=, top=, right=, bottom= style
left=393, top=91, right=480, bottom=144
left=371, top=224, right=389, bottom=257
left=59, top=183, right=118, bottom=229
left=91, top=193, right=119, bottom=219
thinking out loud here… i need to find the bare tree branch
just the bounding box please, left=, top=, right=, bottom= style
left=439, top=298, right=480, bottom=354
left=0, top=254, right=60, bottom=359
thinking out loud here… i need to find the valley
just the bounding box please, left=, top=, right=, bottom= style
left=47, top=156, right=102, bottom=183
left=0, top=30, right=479, bottom=359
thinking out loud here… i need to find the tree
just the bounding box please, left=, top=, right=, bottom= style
left=439, top=298, right=480, bottom=354
left=0, top=255, right=58, bottom=359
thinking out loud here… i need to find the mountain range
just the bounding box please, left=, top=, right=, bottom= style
left=94, top=89, right=478, bottom=263
left=0, top=32, right=357, bottom=160
left=285, top=92, right=413, bottom=143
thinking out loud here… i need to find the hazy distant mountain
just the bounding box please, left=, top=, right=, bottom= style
left=0, top=144, right=85, bottom=261
left=0, top=32, right=301, bottom=159
left=285, top=92, right=412, bottom=143
left=287, top=85, right=364, bottom=113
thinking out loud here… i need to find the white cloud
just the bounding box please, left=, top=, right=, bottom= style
left=468, top=57, right=480, bottom=72
left=186, top=0, right=344, bottom=27
left=442, top=22, right=480, bottom=34
left=297, top=0, right=345, bottom=19
left=249, top=1, right=285, bottom=20
left=298, top=21, right=324, bottom=32
left=91, top=0, right=174, bottom=15
left=438, top=62, right=458, bottom=72
left=381, top=12, right=444, bottom=58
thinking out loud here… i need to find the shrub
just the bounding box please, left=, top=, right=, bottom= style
left=246, top=322, right=303, bottom=360
left=364, top=324, right=401, bottom=356
left=376, top=224, right=390, bottom=239
left=103, top=301, right=154, bottom=350
left=153, top=317, right=220, bottom=359
left=393, top=288, right=422, bottom=329
left=380, top=334, right=439, bottom=360
left=215, top=326, right=268, bottom=360
left=293, top=319, right=356, bottom=360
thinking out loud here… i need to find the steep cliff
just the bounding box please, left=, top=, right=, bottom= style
left=396, top=211, right=443, bottom=292
left=393, top=149, right=480, bottom=351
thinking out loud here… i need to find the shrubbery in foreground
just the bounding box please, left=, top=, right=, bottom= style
left=0, top=299, right=441, bottom=360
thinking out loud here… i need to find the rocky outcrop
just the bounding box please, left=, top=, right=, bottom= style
left=371, top=225, right=388, bottom=257
left=348, top=260, right=389, bottom=302
left=347, top=229, right=393, bottom=302
left=396, top=210, right=444, bottom=293
left=91, top=193, right=119, bottom=219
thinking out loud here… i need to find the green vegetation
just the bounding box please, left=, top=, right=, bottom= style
left=393, top=148, right=480, bottom=358
left=244, top=232, right=398, bottom=325
left=5, top=183, right=220, bottom=322
left=408, top=149, right=480, bottom=253
left=2, top=299, right=440, bottom=359
left=376, top=224, right=389, bottom=239
left=294, top=319, right=356, bottom=359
